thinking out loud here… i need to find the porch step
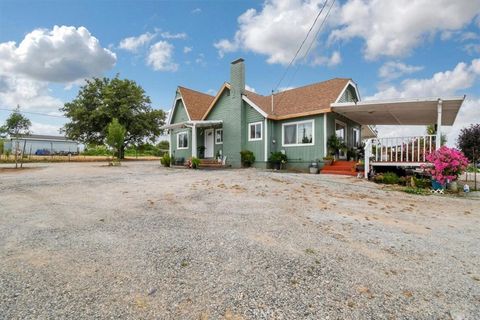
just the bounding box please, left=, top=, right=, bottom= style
left=321, top=161, right=356, bottom=176
left=199, top=159, right=226, bottom=169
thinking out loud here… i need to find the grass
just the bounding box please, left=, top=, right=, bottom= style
left=403, top=187, right=431, bottom=195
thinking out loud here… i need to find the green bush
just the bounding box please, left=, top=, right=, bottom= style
left=382, top=172, right=399, bottom=184
left=240, top=150, right=255, bottom=167
left=268, top=151, right=287, bottom=163
left=82, top=145, right=111, bottom=156
left=404, top=187, right=430, bottom=195
left=412, top=176, right=431, bottom=189
left=160, top=153, right=171, bottom=167
left=373, top=174, right=384, bottom=183
left=190, top=157, right=200, bottom=169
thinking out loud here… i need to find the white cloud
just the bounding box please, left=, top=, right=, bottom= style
left=330, top=0, right=480, bottom=60
left=146, top=41, right=178, bottom=72
left=214, top=0, right=332, bottom=64
left=378, top=61, right=423, bottom=81
left=367, top=59, right=480, bottom=146
left=31, top=122, right=62, bottom=136
left=0, top=74, right=63, bottom=113
left=0, top=25, right=116, bottom=83
left=245, top=84, right=256, bottom=92
left=312, top=51, right=342, bottom=67
left=119, top=32, right=155, bottom=52
left=191, top=8, right=202, bottom=14
left=160, top=31, right=187, bottom=40
left=183, top=46, right=192, bottom=53
left=368, top=59, right=480, bottom=100
left=195, top=53, right=206, bottom=67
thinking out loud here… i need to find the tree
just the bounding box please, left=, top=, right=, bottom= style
left=157, top=140, right=169, bottom=151
left=426, top=124, right=447, bottom=145
left=106, top=118, right=126, bottom=161
left=457, top=124, right=480, bottom=162
left=0, top=106, right=31, bottom=168
left=61, top=76, right=166, bottom=158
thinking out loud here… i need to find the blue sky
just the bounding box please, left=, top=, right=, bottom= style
left=0, top=0, right=479, bottom=144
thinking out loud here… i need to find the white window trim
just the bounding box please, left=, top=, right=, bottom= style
left=352, top=127, right=360, bottom=147
left=281, top=119, right=315, bottom=147
left=248, top=121, right=263, bottom=141
left=215, top=128, right=223, bottom=145
left=176, top=131, right=189, bottom=150
left=335, top=119, right=347, bottom=144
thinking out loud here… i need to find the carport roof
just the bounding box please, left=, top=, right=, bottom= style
left=331, top=96, right=465, bottom=126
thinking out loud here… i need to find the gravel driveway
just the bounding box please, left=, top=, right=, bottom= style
left=0, top=162, right=479, bottom=319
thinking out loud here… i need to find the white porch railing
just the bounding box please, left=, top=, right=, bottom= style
left=364, top=135, right=437, bottom=178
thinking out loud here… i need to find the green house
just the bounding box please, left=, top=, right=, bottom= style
left=163, top=58, right=365, bottom=170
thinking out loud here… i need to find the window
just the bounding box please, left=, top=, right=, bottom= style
left=282, top=120, right=314, bottom=146
left=353, top=128, right=360, bottom=147
left=215, top=129, right=223, bottom=144
left=177, top=132, right=188, bottom=149
left=248, top=122, right=262, bottom=141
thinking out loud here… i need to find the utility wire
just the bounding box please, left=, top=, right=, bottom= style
left=272, top=0, right=336, bottom=110
left=0, top=107, right=67, bottom=119
left=272, top=0, right=328, bottom=93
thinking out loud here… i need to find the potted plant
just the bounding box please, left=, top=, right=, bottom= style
left=189, top=156, right=201, bottom=169
left=216, top=150, right=222, bottom=163
left=309, top=162, right=319, bottom=174
left=323, top=156, right=334, bottom=166
left=269, top=151, right=287, bottom=170
left=425, top=146, right=469, bottom=191
left=327, top=135, right=347, bottom=160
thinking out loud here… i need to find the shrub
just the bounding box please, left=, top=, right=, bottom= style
left=404, top=187, right=430, bottom=195
left=268, top=151, right=287, bottom=164
left=160, top=153, right=171, bottom=167
left=425, top=146, right=469, bottom=184
left=190, top=157, right=200, bottom=169
left=373, top=174, right=384, bottom=183
left=240, top=150, right=255, bottom=167
left=382, top=172, right=399, bottom=184
left=412, top=176, right=430, bottom=189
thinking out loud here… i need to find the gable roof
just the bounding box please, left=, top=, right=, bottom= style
left=244, top=78, right=352, bottom=120
left=177, top=86, right=215, bottom=121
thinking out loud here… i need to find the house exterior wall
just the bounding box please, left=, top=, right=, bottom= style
left=244, top=101, right=266, bottom=163
left=170, top=99, right=191, bottom=161
left=337, top=84, right=358, bottom=103
left=326, top=112, right=361, bottom=149
left=271, top=114, right=326, bottom=170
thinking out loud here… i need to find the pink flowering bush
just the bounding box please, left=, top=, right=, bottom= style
left=426, top=146, right=469, bottom=185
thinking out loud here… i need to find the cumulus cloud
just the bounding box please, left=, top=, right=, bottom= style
left=245, top=84, right=256, bottom=92
left=330, top=0, right=480, bottom=60
left=214, top=0, right=333, bottom=64
left=31, top=121, right=62, bottom=136
left=0, top=25, right=116, bottom=83
left=367, top=59, right=480, bottom=146
left=378, top=61, right=424, bottom=81
left=146, top=41, right=178, bottom=72
left=0, top=74, right=63, bottom=113
left=183, top=46, right=192, bottom=53
left=191, top=8, right=202, bottom=14
left=119, top=32, right=155, bottom=52
left=312, top=51, right=341, bottom=67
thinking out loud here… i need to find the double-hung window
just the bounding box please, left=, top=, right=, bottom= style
left=248, top=122, right=262, bottom=141
left=282, top=120, right=314, bottom=146
left=177, top=132, right=188, bottom=149
left=215, top=129, right=223, bottom=144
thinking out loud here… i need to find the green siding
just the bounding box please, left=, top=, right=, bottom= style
left=244, top=102, right=265, bottom=162
left=170, top=99, right=191, bottom=162
left=338, top=84, right=358, bottom=103
left=326, top=112, right=361, bottom=149
left=271, top=114, right=325, bottom=169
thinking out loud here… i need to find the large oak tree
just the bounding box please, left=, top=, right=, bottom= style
left=61, top=76, right=165, bottom=158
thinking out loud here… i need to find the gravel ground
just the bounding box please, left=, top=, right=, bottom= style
left=0, top=162, right=479, bottom=319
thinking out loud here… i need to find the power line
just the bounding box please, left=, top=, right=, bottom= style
left=0, top=107, right=67, bottom=119
left=272, top=0, right=336, bottom=110
left=272, top=0, right=329, bottom=93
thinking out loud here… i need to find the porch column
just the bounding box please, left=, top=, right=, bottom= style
left=191, top=124, right=197, bottom=158
left=364, top=139, right=371, bottom=179
left=436, top=99, right=442, bottom=150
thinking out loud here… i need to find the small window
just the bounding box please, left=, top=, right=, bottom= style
left=215, top=129, right=223, bottom=144
left=282, top=120, right=314, bottom=146
left=248, top=122, right=262, bottom=141
left=177, top=132, right=188, bottom=149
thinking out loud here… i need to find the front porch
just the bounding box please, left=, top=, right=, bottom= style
left=331, top=96, right=465, bottom=178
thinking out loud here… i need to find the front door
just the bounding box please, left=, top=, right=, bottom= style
left=335, top=120, right=347, bottom=159
left=204, top=129, right=214, bottom=158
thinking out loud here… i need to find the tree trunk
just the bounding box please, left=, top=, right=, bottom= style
left=20, top=140, right=26, bottom=168
left=120, top=144, right=125, bottom=159
left=14, top=140, right=18, bottom=169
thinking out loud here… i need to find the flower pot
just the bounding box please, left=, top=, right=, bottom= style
left=323, top=159, right=333, bottom=166
left=447, top=181, right=458, bottom=192
left=309, top=166, right=319, bottom=174
left=272, top=162, right=281, bottom=170
left=431, top=180, right=445, bottom=190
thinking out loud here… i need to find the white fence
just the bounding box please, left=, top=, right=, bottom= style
left=367, top=135, right=437, bottom=163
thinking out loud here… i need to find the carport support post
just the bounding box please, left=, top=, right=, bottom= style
left=364, top=139, right=371, bottom=180
left=436, top=99, right=442, bottom=150
left=191, top=124, right=197, bottom=158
